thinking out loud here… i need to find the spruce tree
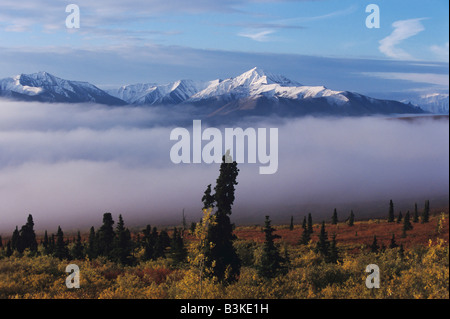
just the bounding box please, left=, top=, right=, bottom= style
left=54, top=226, right=69, bottom=260
left=328, top=233, right=339, bottom=263
left=388, top=200, right=395, bottom=222
left=331, top=208, right=338, bottom=225
left=389, top=234, right=398, bottom=249
left=142, top=225, right=154, bottom=261
left=298, top=216, right=311, bottom=245
left=17, top=214, right=38, bottom=253
left=42, top=230, right=49, bottom=254
left=113, top=214, right=133, bottom=265
left=315, top=221, right=330, bottom=259
left=413, top=203, right=419, bottom=223
left=370, top=235, right=379, bottom=253
left=257, top=216, right=286, bottom=279
left=403, top=211, right=413, bottom=231
left=307, top=213, right=313, bottom=234
left=11, top=226, right=19, bottom=251
left=348, top=210, right=355, bottom=227
left=397, top=211, right=403, bottom=224
left=6, top=241, right=12, bottom=257
left=201, top=184, right=215, bottom=210
left=0, top=235, right=2, bottom=249
left=97, top=213, right=115, bottom=258
left=170, top=227, right=188, bottom=264
left=421, top=200, right=430, bottom=223
left=289, top=216, right=294, bottom=231
left=86, top=227, right=97, bottom=259
left=205, top=155, right=241, bottom=284
left=71, top=231, right=84, bottom=260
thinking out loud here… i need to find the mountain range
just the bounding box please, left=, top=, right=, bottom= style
left=0, top=68, right=431, bottom=118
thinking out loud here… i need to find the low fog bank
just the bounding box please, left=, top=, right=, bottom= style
left=0, top=100, right=448, bottom=233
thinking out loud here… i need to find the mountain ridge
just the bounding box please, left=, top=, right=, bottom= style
left=0, top=68, right=427, bottom=118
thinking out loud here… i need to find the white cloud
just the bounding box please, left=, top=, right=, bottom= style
left=379, top=18, right=426, bottom=60
left=237, top=29, right=275, bottom=42
left=431, top=42, right=449, bottom=62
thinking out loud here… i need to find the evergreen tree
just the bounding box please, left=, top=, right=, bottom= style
left=71, top=231, right=84, bottom=260
left=113, top=215, right=133, bottom=265
left=307, top=213, right=314, bottom=234
left=289, top=216, right=294, bottom=231
left=347, top=210, right=355, bottom=227
left=170, top=227, right=188, bottom=264
left=0, top=235, right=3, bottom=249
left=389, top=234, right=398, bottom=249
left=141, top=225, right=154, bottom=261
left=421, top=200, right=430, bottom=223
left=42, top=230, right=49, bottom=254
left=328, top=233, right=339, bottom=263
left=388, top=199, right=395, bottom=222
left=397, top=211, right=403, bottom=223
left=6, top=240, right=12, bottom=257
left=54, top=226, right=69, bottom=260
left=413, top=203, right=419, bottom=223
left=403, top=211, right=413, bottom=231
left=11, top=226, right=19, bottom=251
left=17, top=214, right=38, bottom=253
left=331, top=208, right=338, bottom=225
left=298, top=216, right=311, bottom=245
left=49, top=234, right=55, bottom=255
left=201, top=184, right=215, bottom=210
left=86, top=226, right=97, bottom=259
left=315, top=221, right=330, bottom=259
left=182, top=209, right=187, bottom=231
left=257, top=216, right=287, bottom=279
left=370, top=235, right=379, bottom=253
left=205, top=154, right=241, bottom=284
left=97, top=213, right=115, bottom=258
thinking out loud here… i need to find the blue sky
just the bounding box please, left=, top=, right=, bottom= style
left=0, top=0, right=448, bottom=96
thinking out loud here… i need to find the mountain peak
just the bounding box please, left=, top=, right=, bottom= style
left=235, top=67, right=301, bottom=87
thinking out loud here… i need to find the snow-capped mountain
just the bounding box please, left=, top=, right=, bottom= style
left=0, top=72, right=125, bottom=105
left=0, top=68, right=426, bottom=118
left=403, top=93, right=449, bottom=114
left=108, top=79, right=211, bottom=105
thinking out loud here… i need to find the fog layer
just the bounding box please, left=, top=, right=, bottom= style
left=0, top=100, right=448, bottom=233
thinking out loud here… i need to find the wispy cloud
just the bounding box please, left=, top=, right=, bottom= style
left=430, top=42, right=449, bottom=62
left=361, top=72, right=449, bottom=87
left=238, top=29, right=275, bottom=42
left=379, top=18, right=426, bottom=60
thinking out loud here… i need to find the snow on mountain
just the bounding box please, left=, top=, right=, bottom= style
left=108, top=79, right=212, bottom=105
left=403, top=93, right=449, bottom=114
left=0, top=72, right=125, bottom=105
left=188, top=67, right=349, bottom=106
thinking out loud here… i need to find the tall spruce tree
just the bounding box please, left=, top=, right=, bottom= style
left=413, top=203, right=419, bottom=223
left=6, top=241, right=12, bottom=257
left=17, top=214, right=38, bottom=253
left=205, top=154, right=241, bottom=284
left=201, top=184, right=215, bottom=210
left=347, top=210, right=355, bottom=227
left=97, top=213, right=115, bottom=258
left=329, top=233, right=339, bottom=263
left=71, top=231, right=84, bottom=260
left=42, top=230, right=49, bottom=254
left=388, top=200, right=395, bottom=222
left=289, top=216, right=294, bottom=231
left=299, top=216, right=311, bottom=245
left=315, top=222, right=330, bottom=259
left=113, top=214, right=133, bottom=265
left=257, top=216, right=287, bottom=279
left=141, top=225, right=154, bottom=261
left=11, top=226, right=19, bottom=251
left=331, top=208, right=338, bottom=225
left=54, top=226, right=69, bottom=260
left=307, top=213, right=314, bottom=234
left=421, top=200, right=430, bottom=223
